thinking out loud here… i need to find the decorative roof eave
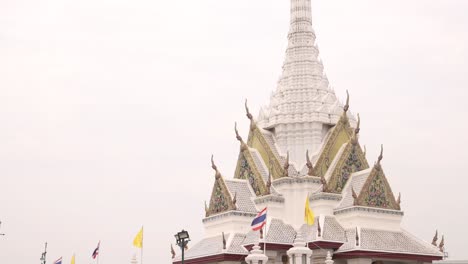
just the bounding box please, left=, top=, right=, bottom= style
left=202, top=211, right=257, bottom=224
left=355, top=145, right=400, bottom=210
left=309, top=192, right=342, bottom=202
left=333, top=206, right=404, bottom=216
left=272, top=176, right=321, bottom=187
left=245, top=100, right=285, bottom=179
left=254, top=194, right=285, bottom=204
left=313, top=91, right=354, bottom=177
left=206, top=156, right=238, bottom=217
left=333, top=250, right=443, bottom=262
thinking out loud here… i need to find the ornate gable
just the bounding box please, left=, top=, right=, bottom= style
left=356, top=147, right=399, bottom=210
left=206, top=157, right=237, bottom=217
left=234, top=150, right=268, bottom=196
left=327, top=136, right=369, bottom=193
left=313, top=113, right=353, bottom=177
left=245, top=101, right=285, bottom=180
left=233, top=120, right=268, bottom=196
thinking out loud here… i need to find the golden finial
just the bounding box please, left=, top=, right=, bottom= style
left=171, top=244, right=176, bottom=259
left=245, top=99, right=253, bottom=120
left=355, top=113, right=361, bottom=134
left=439, top=235, right=445, bottom=253
left=344, top=90, right=350, bottom=112
left=234, top=122, right=248, bottom=151
left=376, top=144, right=384, bottom=170
left=222, top=232, right=227, bottom=250
left=204, top=201, right=209, bottom=217
left=211, top=155, right=221, bottom=179
left=352, top=187, right=358, bottom=206
left=245, top=99, right=256, bottom=131
left=306, top=150, right=314, bottom=176
left=432, top=230, right=438, bottom=246
left=283, top=151, right=290, bottom=177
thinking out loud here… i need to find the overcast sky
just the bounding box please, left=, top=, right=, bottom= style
left=1, top=0, right=468, bottom=263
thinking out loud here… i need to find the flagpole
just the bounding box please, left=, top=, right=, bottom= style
left=263, top=214, right=267, bottom=256
left=141, top=226, right=144, bottom=264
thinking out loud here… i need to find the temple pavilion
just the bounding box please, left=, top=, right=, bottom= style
left=172, top=0, right=445, bottom=263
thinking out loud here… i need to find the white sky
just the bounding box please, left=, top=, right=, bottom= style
left=1, top=0, right=467, bottom=263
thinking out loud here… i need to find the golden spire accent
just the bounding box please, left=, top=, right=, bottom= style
left=432, top=230, right=438, bottom=246
left=234, top=122, right=248, bottom=151
left=306, top=150, right=314, bottom=176
left=211, top=155, right=222, bottom=179
left=171, top=244, right=176, bottom=259
left=439, top=235, right=445, bottom=253
left=375, top=144, right=384, bottom=170
left=352, top=187, right=359, bottom=206
left=245, top=99, right=256, bottom=131
left=283, top=151, right=290, bottom=177
left=355, top=113, right=361, bottom=134
left=344, top=90, right=350, bottom=112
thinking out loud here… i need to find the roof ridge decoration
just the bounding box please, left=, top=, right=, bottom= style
left=439, top=235, right=445, bottom=253
left=355, top=145, right=400, bottom=210
left=206, top=155, right=237, bottom=217
left=432, top=230, right=438, bottom=246
left=233, top=124, right=268, bottom=196
left=244, top=100, right=285, bottom=180
left=314, top=92, right=356, bottom=177
left=325, top=115, right=369, bottom=193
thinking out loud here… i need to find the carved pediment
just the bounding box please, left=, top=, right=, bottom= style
left=327, top=141, right=369, bottom=193
left=356, top=166, right=399, bottom=210
left=234, top=150, right=268, bottom=196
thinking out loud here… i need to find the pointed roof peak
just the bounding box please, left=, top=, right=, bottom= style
left=211, top=155, right=222, bottom=179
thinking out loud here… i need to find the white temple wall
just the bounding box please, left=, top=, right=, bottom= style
left=335, top=209, right=402, bottom=231
left=275, top=180, right=321, bottom=228
left=310, top=199, right=339, bottom=216
left=203, top=214, right=255, bottom=237
left=347, top=258, right=373, bottom=264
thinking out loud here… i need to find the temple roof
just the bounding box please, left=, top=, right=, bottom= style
left=337, top=228, right=442, bottom=256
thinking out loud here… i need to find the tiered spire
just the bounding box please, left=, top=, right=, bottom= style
left=258, top=0, right=346, bottom=167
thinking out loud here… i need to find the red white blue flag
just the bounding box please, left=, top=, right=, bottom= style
left=251, top=207, right=267, bottom=231
left=53, top=257, right=62, bottom=264
left=92, top=241, right=100, bottom=259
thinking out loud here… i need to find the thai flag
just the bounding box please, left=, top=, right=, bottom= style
left=53, top=257, right=62, bottom=264
left=251, top=207, right=267, bottom=231
left=92, top=241, right=100, bottom=259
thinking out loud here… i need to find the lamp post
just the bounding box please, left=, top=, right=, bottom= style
left=174, top=230, right=190, bottom=264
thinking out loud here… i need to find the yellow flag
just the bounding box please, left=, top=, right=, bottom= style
left=70, top=254, right=75, bottom=264
left=133, top=227, right=143, bottom=248
left=304, top=195, right=315, bottom=225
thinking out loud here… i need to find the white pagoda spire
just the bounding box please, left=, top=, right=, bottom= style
left=258, top=0, right=345, bottom=168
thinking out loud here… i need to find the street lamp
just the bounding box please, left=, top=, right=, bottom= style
left=174, top=230, right=190, bottom=264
